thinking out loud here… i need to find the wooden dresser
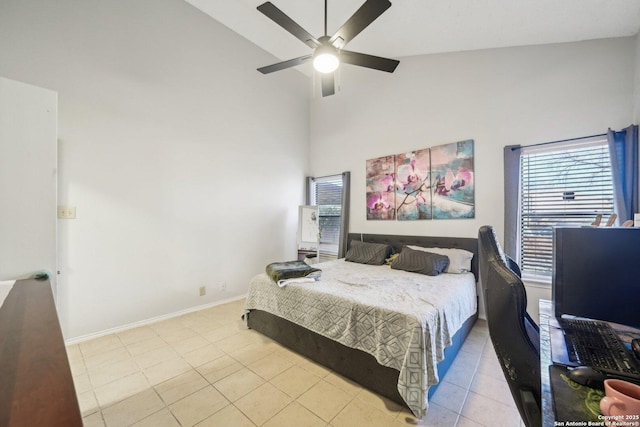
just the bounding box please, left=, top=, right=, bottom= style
left=0, top=279, right=82, bottom=426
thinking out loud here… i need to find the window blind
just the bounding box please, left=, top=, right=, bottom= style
left=519, top=138, right=614, bottom=276
left=310, top=175, right=343, bottom=259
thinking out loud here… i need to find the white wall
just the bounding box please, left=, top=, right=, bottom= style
left=311, top=38, right=636, bottom=240
left=309, top=37, right=637, bottom=319
left=0, top=77, right=57, bottom=292
left=0, top=0, right=310, bottom=339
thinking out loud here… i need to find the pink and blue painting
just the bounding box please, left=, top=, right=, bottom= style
left=395, top=148, right=432, bottom=220
left=430, top=139, right=475, bottom=219
left=366, top=155, right=396, bottom=220
left=366, top=139, right=475, bottom=221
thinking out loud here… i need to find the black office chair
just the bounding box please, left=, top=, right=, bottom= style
left=478, top=225, right=541, bottom=427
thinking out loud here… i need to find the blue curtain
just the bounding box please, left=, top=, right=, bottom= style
left=503, top=145, right=521, bottom=259
left=337, top=171, right=350, bottom=258
left=607, top=125, right=639, bottom=224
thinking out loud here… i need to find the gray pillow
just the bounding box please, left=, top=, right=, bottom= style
left=345, top=240, right=393, bottom=265
left=390, top=246, right=449, bottom=276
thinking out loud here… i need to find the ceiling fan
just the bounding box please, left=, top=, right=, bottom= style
left=256, top=0, right=400, bottom=97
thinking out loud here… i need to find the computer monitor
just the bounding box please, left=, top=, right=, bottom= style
left=553, top=226, right=640, bottom=328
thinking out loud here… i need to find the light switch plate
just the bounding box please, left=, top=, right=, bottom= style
left=57, top=206, right=76, bottom=219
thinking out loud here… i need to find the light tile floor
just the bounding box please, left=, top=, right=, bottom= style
left=70, top=299, right=524, bottom=427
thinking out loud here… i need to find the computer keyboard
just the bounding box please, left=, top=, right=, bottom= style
left=560, top=318, right=640, bottom=375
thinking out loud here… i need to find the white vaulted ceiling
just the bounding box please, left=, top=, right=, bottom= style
left=185, top=0, right=640, bottom=75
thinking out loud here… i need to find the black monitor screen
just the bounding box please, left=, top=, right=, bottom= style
left=553, top=226, right=640, bottom=328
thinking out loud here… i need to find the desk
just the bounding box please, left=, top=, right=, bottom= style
left=540, top=299, right=640, bottom=427
left=0, top=279, right=82, bottom=426
left=539, top=299, right=555, bottom=427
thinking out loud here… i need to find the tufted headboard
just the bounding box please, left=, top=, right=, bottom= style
left=347, top=233, right=479, bottom=281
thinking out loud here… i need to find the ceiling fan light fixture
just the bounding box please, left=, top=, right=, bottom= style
left=313, top=44, right=339, bottom=73
left=313, top=53, right=339, bottom=73
left=256, top=0, right=399, bottom=96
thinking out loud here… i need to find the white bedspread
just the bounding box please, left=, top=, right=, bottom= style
left=244, top=259, right=477, bottom=418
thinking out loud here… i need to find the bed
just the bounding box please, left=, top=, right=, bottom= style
left=244, top=233, right=479, bottom=418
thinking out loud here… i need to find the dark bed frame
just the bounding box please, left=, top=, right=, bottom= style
left=246, top=233, right=479, bottom=409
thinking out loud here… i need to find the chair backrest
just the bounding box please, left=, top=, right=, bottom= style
left=478, top=225, right=542, bottom=427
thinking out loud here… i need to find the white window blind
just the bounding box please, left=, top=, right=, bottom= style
left=310, top=175, right=343, bottom=260
left=519, top=137, right=614, bottom=277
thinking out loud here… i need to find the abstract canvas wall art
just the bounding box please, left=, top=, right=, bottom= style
left=395, top=148, right=432, bottom=220
left=430, top=139, right=475, bottom=219
left=366, top=139, right=475, bottom=220
left=366, top=155, right=396, bottom=220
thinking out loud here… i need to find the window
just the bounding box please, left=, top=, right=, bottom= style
left=518, top=136, right=615, bottom=278
left=308, top=173, right=349, bottom=261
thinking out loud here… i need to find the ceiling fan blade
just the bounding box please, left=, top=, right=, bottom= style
left=257, top=2, right=319, bottom=49
left=321, top=73, right=335, bottom=97
left=329, top=0, right=391, bottom=49
left=257, top=54, right=312, bottom=74
left=340, top=50, right=399, bottom=73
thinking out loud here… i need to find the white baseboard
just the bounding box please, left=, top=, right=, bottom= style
left=65, top=294, right=247, bottom=346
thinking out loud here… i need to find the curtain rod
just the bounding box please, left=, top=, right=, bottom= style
left=310, top=172, right=349, bottom=180
left=510, top=132, right=607, bottom=151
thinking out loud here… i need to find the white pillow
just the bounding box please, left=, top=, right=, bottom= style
left=406, top=245, right=474, bottom=274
